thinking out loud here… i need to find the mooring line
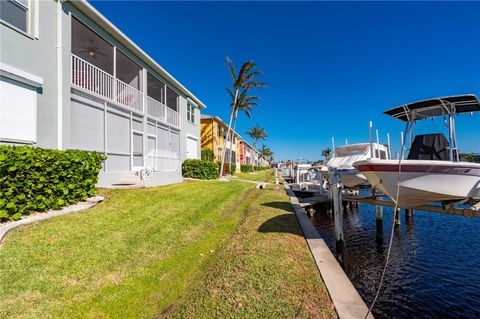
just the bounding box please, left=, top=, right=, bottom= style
left=365, top=122, right=410, bottom=318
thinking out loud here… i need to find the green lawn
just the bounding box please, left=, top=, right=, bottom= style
left=0, top=181, right=251, bottom=318
left=0, top=175, right=334, bottom=318
left=234, top=169, right=276, bottom=183
left=172, top=185, right=335, bottom=318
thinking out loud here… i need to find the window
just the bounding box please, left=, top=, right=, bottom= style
left=166, top=87, right=178, bottom=111
left=147, top=73, right=165, bottom=103
left=116, top=50, right=142, bottom=90
left=217, top=147, right=222, bottom=161
left=187, top=103, right=195, bottom=123
left=0, top=77, right=36, bottom=143
left=217, top=125, right=222, bottom=140
left=72, top=17, right=114, bottom=74
left=1, top=0, right=28, bottom=32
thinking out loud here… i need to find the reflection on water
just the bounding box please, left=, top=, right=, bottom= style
left=310, top=202, right=480, bottom=318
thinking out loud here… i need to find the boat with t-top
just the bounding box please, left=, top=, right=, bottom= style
left=355, top=94, right=480, bottom=208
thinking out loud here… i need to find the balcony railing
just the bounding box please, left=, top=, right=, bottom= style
left=166, top=107, right=179, bottom=127
left=72, top=54, right=180, bottom=127
left=71, top=54, right=143, bottom=112
left=146, top=97, right=179, bottom=127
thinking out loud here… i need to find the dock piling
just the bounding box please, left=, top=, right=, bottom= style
left=329, top=167, right=346, bottom=265
left=405, top=208, right=414, bottom=222
left=394, top=207, right=401, bottom=226
left=376, top=205, right=383, bottom=242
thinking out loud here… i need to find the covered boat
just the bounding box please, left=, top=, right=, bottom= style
left=325, top=143, right=389, bottom=188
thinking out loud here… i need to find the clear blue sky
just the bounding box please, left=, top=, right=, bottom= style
left=91, top=1, right=480, bottom=161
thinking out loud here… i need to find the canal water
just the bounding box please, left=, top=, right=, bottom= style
left=310, top=201, right=480, bottom=318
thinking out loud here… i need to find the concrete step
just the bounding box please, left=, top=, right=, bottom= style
left=106, top=171, right=146, bottom=188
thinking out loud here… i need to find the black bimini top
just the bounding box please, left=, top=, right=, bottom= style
left=384, top=94, right=480, bottom=122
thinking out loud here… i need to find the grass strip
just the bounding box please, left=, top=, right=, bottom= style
left=171, top=185, right=336, bottom=318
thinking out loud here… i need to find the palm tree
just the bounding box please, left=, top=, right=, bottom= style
left=321, top=147, right=332, bottom=162
left=258, top=145, right=273, bottom=166
left=246, top=124, right=267, bottom=169
left=258, top=145, right=272, bottom=159
left=227, top=89, right=259, bottom=172
left=219, top=57, right=266, bottom=177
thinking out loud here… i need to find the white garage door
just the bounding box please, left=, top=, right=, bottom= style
left=186, top=137, right=198, bottom=159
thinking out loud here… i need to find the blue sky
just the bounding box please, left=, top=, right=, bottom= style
left=91, top=1, right=480, bottom=161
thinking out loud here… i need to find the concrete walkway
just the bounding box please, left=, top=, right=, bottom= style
left=0, top=196, right=104, bottom=244
left=286, top=187, right=373, bottom=319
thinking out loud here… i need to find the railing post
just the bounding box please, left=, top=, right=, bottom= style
left=142, top=68, right=147, bottom=170
left=113, top=47, right=117, bottom=104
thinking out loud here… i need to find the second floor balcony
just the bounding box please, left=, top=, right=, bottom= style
left=71, top=17, right=179, bottom=128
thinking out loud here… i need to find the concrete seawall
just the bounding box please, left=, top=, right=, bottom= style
left=285, top=186, right=373, bottom=319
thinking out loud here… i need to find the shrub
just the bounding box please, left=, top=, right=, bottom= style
left=182, top=159, right=219, bottom=180
left=201, top=149, right=214, bottom=162
left=241, top=164, right=253, bottom=173
left=0, top=145, right=106, bottom=221
left=230, top=163, right=237, bottom=175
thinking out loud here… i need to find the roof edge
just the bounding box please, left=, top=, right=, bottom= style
left=200, top=114, right=244, bottom=139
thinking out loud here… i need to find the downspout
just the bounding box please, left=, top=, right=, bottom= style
left=56, top=0, right=63, bottom=149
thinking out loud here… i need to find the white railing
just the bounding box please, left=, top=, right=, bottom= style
left=147, top=96, right=166, bottom=120
left=145, top=149, right=180, bottom=173
left=71, top=54, right=143, bottom=112
left=116, top=79, right=143, bottom=112
left=167, top=107, right=179, bottom=127
left=146, top=96, right=179, bottom=127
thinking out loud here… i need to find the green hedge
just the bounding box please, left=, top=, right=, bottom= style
left=201, top=149, right=214, bottom=162
left=240, top=164, right=268, bottom=172
left=241, top=164, right=253, bottom=173
left=230, top=163, right=237, bottom=175
left=182, top=159, right=219, bottom=180
left=0, top=145, right=106, bottom=221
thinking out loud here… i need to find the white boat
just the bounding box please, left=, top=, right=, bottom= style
left=355, top=94, right=480, bottom=208
left=324, top=143, right=389, bottom=188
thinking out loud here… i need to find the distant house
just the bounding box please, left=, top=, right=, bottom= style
left=200, top=115, right=241, bottom=170
left=258, top=156, right=269, bottom=167
left=0, top=0, right=206, bottom=186
left=239, top=140, right=254, bottom=167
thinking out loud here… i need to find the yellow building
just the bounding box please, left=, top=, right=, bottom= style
left=200, top=115, right=241, bottom=170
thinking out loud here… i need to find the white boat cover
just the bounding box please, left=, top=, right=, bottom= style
left=327, top=143, right=388, bottom=169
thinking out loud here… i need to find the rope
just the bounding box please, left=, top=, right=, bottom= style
left=364, top=122, right=410, bottom=318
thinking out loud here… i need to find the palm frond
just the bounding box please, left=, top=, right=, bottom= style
left=243, top=80, right=267, bottom=90
left=225, top=56, right=237, bottom=88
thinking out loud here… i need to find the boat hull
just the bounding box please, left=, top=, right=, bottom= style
left=338, top=170, right=368, bottom=188
left=355, top=160, right=480, bottom=208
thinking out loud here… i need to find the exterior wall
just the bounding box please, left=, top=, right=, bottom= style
left=200, top=118, right=214, bottom=152
left=1, top=0, right=204, bottom=187
left=64, top=4, right=192, bottom=185
left=0, top=0, right=62, bottom=148
left=179, top=99, right=201, bottom=161
left=200, top=117, right=240, bottom=169
left=240, top=141, right=255, bottom=166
